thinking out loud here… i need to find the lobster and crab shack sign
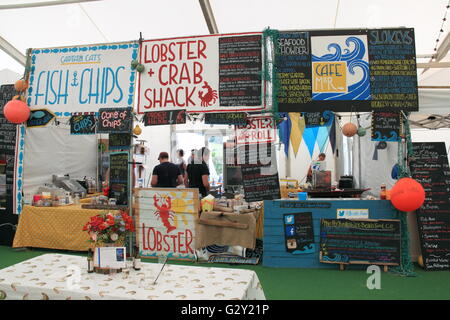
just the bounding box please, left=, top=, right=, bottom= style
left=27, top=41, right=138, bottom=115
left=137, top=32, right=265, bottom=114
left=134, top=188, right=200, bottom=261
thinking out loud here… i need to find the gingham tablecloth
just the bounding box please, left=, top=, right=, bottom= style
left=0, top=254, right=265, bottom=300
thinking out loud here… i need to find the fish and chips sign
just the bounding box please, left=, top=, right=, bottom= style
left=137, top=32, right=265, bottom=114
left=27, top=41, right=139, bottom=115
left=135, top=188, right=199, bottom=260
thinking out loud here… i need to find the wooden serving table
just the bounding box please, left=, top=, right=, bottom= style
left=13, top=204, right=118, bottom=251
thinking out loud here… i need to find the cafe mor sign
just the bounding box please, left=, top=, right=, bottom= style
left=135, top=188, right=200, bottom=261
left=27, top=41, right=139, bottom=115
left=137, top=32, right=265, bottom=114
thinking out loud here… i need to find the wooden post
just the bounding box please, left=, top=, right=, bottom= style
left=383, top=265, right=388, bottom=273
left=339, top=264, right=345, bottom=271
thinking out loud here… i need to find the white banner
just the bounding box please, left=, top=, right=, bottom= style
left=137, top=32, right=265, bottom=114
left=27, top=41, right=138, bottom=115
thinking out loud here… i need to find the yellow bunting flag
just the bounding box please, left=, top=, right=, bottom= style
left=289, top=113, right=305, bottom=157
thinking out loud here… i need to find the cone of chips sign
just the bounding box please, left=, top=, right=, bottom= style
left=390, top=177, right=425, bottom=212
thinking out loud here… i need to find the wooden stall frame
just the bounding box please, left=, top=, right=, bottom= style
left=133, top=187, right=200, bottom=262
left=319, top=218, right=401, bottom=272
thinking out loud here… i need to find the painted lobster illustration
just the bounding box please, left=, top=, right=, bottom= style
left=198, top=81, right=218, bottom=107
left=153, top=195, right=176, bottom=233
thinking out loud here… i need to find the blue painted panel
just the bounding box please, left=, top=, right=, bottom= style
left=263, top=199, right=399, bottom=268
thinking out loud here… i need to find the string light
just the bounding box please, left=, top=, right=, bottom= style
left=433, top=1, right=450, bottom=52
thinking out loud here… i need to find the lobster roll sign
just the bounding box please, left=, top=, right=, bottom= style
left=134, top=188, right=200, bottom=261
left=137, top=32, right=265, bottom=114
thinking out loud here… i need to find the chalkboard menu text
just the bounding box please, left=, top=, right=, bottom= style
left=204, top=112, right=247, bottom=125
left=371, top=112, right=401, bottom=141
left=219, top=35, right=262, bottom=107
left=70, top=114, right=97, bottom=135
left=98, top=108, right=132, bottom=133
left=143, top=110, right=186, bottom=126
left=109, top=133, right=131, bottom=150
left=0, top=85, right=18, bottom=154
left=109, top=152, right=129, bottom=205
left=411, top=142, right=450, bottom=270
left=320, top=218, right=401, bottom=266
left=284, top=212, right=315, bottom=254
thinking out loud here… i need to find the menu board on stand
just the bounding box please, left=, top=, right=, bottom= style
left=410, top=142, right=450, bottom=270
left=109, top=151, right=129, bottom=205
left=276, top=28, right=418, bottom=112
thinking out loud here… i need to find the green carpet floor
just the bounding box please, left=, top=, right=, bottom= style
left=1, top=245, right=450, bottom=300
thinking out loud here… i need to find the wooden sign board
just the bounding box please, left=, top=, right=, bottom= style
left=371, top=112, right=401, bottom=141
left=320, top=218, right=401, bottom=266
left=70, top=114, right=97, bottom=135
left=134, top=188, right=199, bottom=261
left=143, top=110, right=186, bottom=126
left=276, top=28, right=418, bottom=112
left=235, top=116, right=276, bottom=145
left=97, top=107, right=132, bottom=133
left=137, top=32, right=264, bottom=114
left=27, top=41, right=138, bottom=115
left=411, top=142, right=450, bottom=270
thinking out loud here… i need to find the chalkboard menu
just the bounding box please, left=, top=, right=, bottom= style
left=371, top=112, right=401, bottom=141
left=411, top=142, right=450, bottom=270
left=276, top=28, right=418, bottom=112
left=0, top=85, right=18, bottom=154
left=320, top=218, right=401, bottom=265
left=219, top=35, right=262, bottom=107
left=5, top=154, right=15, bottom=213
left=109, top=152, right=129, bottom=205
left=98, top=108, right=132, bottom=133
left=26, top=109, right=55, bottom=128
left=284, top=212, right=315, bottom=254
left=238, top=142, right=281, bottom=202
left=204, top=112, right=247, bottom=125
left=109, top=133, right=131, bottom=150
left=303, top=112, right=323, bottom=126
left=143, top=110, right=186, bottom=126
left=70, top=114, right=97, bottom=135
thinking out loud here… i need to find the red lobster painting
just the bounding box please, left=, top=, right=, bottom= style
left=153, top=195, right=176, bottom=233
left=198, top=81, right=218, bottom=107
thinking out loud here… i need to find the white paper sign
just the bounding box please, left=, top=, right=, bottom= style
left=94, top=247, right=126, bottom=269
left=27, top=42, right=138, bottom=115
left=137, top=33, right=265, bottom=114
left=235, top=115, right=276, bottom=145
left=337, top=209, right=369, bottom=219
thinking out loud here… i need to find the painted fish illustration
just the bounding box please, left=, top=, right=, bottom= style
left=29, top=111, right=45, bottom=120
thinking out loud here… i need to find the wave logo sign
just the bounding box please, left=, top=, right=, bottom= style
left=311, top=35, right=371, bottom=101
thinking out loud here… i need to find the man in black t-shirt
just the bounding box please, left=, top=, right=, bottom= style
left=151, top=152, right=183, bottom=188
left=186, top=147, right=210, bottom=197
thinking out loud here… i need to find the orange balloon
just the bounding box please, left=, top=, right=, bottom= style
left=14, top=79, right=28, bottom=92
left=390, top=177, right=425, bottom=212
left=342, top=122, right=357, bottom=137
left=3, top=100, right=30, bottom=124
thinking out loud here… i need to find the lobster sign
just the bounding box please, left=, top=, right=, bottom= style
left=137, top=32, right=264, bottom=114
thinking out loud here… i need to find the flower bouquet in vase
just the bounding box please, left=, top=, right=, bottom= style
left=83, top=210, right=135, bottom=274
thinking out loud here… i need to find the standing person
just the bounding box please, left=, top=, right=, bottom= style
left=151, top=152, right=184, bottom=188
left=307, top=153, right=326, bottom=183
left=175, top=149, right=187, bottom=177
left=186, top=147, right=210, bottom=197
left=187, top=149, right=196, bottom=165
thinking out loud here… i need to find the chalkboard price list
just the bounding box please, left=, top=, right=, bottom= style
left=277, top=32, right=312, bottom=108
left=368, top=28, right=418, bottom=111
left=218, top=35, right=262, bottom=107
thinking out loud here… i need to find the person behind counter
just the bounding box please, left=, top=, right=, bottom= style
left=186, top=147, right=210, bottom=197
left=307, top=152, right=326, bottom=183
left=151, top=152, right=184, bottom=188
left=175, top=149, right=187, bottom=178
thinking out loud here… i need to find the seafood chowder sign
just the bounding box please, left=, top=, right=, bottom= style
left=135, top=188, right=199, bottom=261
left=27, top=41, right=139, bottom=115
left=137, top=32, right=264, bottom=114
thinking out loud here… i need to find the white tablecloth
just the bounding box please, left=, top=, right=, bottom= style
left=0, top=254, right=265, bottom=300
